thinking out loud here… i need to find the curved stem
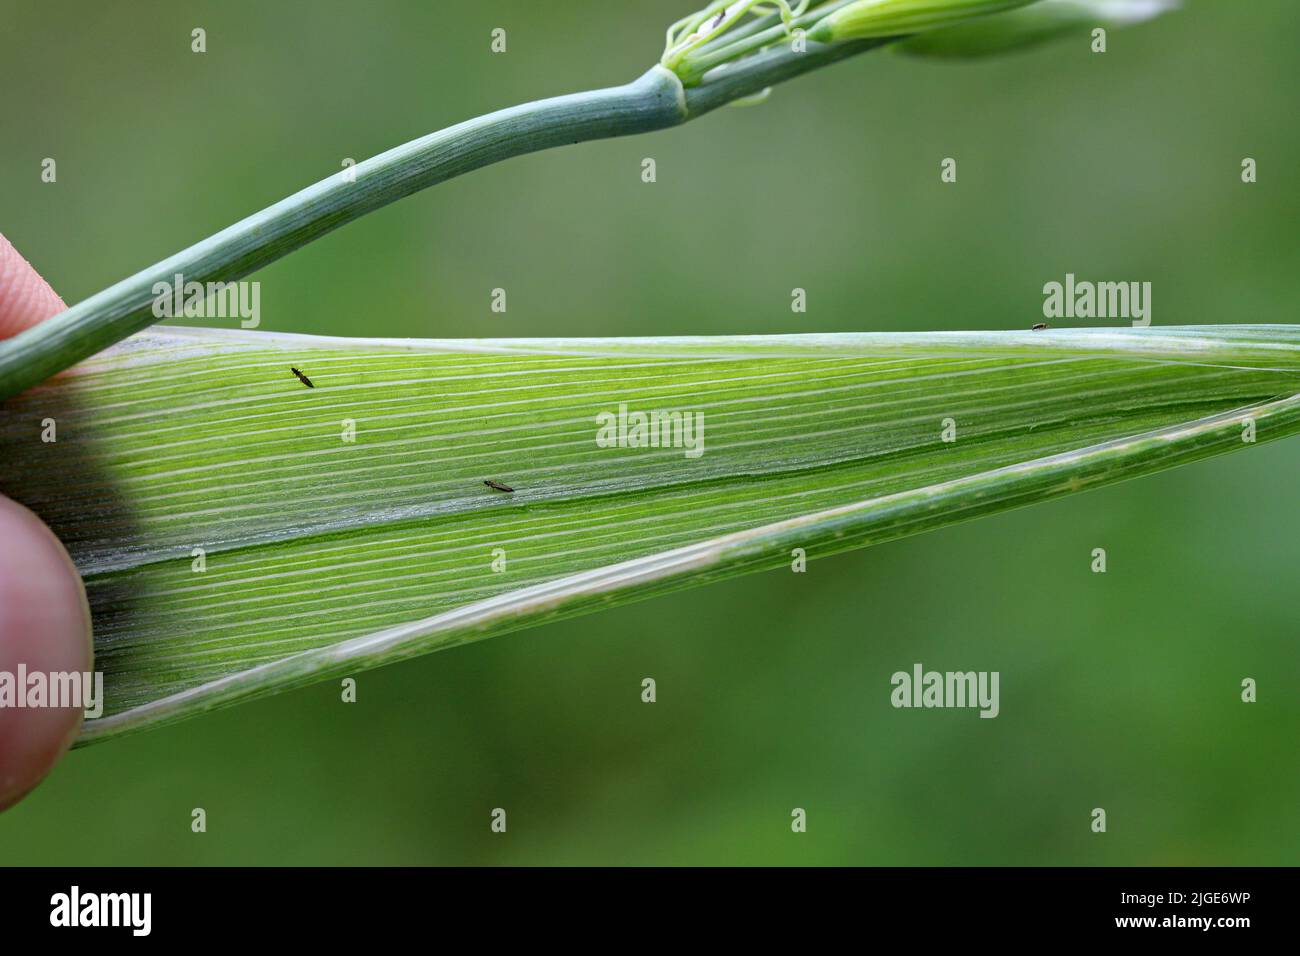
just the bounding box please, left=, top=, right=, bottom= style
left=0, top=41, right=884, bottom=402
left=0, top=67, right=687, bottom=401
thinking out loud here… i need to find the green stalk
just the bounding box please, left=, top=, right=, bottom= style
left=0, top=41, right=877, bottom=403
left=0, top=0, right=1177, bottom=402
left=0, top=68, right=678, bottom=402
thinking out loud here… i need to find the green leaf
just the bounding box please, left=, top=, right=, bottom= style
left=2, top=324, right=1296, bottom=743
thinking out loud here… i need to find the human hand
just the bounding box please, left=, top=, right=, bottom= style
left=0, top=232, right=93, bottom=810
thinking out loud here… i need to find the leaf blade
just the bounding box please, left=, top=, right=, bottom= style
left=2, top=325, right=1295, bottom=742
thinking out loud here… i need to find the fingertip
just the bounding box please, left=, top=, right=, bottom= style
left=0, top=496, right=93, bottom=811
left=0, top=232, right=67, bottom=339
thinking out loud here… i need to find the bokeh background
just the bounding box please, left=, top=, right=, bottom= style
left=2, top=0, right=1297, bottom=864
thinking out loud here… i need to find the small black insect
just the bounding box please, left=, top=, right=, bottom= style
left=484, top=479, right=515, bottom=493
left=290, top=367, right=315, bottom=388
left=711, top=10, right=726, bottom=28
left=1031, top=323, right=1050, bottom=331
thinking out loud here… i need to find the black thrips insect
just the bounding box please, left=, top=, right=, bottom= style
left=484, top=480, right=515, bottom=493
left=290, top=367, right=315, bottom=388
left=1031, top=323, right=1050, bottom=331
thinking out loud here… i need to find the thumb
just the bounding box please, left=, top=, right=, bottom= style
left=0, top=232, right=93, bottom=811
left=0, top=499, right=94, bottom=810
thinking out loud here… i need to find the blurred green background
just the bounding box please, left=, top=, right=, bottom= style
left=2, top=0, right=1297, bottom=865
